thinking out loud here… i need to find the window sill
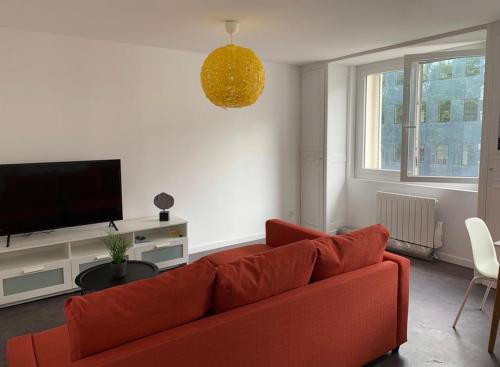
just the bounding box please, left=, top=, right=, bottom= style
left=351, top=175, right=478, bottom=193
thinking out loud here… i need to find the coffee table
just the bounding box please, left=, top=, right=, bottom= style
left=75, top=260, right=159, bottom=294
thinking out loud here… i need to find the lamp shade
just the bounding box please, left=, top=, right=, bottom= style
left=200, top=44, right=265, bottom=108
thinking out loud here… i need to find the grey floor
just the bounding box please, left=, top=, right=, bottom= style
left=0, top=258, right=499, bottom=367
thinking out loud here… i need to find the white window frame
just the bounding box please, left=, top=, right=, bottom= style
left=401, top=49, right=485, bottom=184
left=355, top=58, right=403, bottom=181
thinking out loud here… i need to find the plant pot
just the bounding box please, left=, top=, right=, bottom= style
left=111, top=260, right=127, bottom=279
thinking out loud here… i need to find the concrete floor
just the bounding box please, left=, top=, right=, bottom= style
left=0, top=258, right=499, bottom=366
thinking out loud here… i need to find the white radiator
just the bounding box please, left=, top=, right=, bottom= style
left=376, top=192, right=443, bottom=257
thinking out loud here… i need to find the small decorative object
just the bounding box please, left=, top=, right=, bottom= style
left=135, top=235, right=148, bottom=243
left=200, top=20, right=265, bottom=108
left=103, top=233, right=131, bottom=278
left=154, top=192, right=174, bottom=221
left=166, top=229, right=183, bottom=238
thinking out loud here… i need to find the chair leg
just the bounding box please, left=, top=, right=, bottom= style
left=481, top=281, right=493, bottom=311
left=453, top=276, right=480, bottom=328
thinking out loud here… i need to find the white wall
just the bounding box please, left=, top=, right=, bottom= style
left=0, top=27, right=300, bottom=252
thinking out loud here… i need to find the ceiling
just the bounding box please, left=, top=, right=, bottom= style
left=0, top=0, right=499, bottom=65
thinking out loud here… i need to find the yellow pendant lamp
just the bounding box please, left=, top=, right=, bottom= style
left=201, top=20, right=265, bottom=108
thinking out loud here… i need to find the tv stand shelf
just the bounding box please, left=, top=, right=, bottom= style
left=0, top=216, right=188, bottom=307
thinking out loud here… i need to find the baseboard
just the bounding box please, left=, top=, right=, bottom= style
left=437, top=252, right=474, bottom=269
left=189, top=233, right=265, bottom=255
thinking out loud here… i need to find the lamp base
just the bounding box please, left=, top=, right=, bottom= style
left=159, top=211, right=170, bottom=222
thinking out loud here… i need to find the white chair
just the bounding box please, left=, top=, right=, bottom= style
left=453, top=217, right=500, bottom=328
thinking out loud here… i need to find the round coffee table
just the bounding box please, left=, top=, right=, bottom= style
left=75, top=260, right=159, bottom=294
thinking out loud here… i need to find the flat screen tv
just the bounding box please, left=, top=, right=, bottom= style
left=0, top=160, right=123, bottom=240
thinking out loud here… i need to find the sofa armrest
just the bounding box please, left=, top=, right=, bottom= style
left=265, top=219, right=327, bottom=247
left=7, top=334, right=38, bottom=367
left=383, top=251, right=410, bottom=346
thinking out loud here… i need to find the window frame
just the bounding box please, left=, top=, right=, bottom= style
left=355, top=58, right=403, bottom=181
left=401, top=49, right=485, bottom=184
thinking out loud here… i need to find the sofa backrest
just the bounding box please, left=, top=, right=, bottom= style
left=71, top=261, right=399, bottom=367
left=65, top=220, right=391, bottom=362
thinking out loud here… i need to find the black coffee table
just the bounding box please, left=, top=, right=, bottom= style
left=75, top=260, right=159, bottom=294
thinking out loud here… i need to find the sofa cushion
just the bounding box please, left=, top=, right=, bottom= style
left=311, top=224, right=389, bottom=281
left=213, top=239, right=317, bottom=313
left=204, top=244, right=272, bottom=267
left=65, top=259, right=216, bottom=361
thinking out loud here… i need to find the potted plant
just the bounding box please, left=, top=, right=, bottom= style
left=103, top=233, right=131, bottom=278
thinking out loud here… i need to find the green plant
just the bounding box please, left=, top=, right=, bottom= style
left=103, top=233, right=131, bottom=264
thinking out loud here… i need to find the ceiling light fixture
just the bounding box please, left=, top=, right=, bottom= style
left=200, top=20, right=265, bottom=109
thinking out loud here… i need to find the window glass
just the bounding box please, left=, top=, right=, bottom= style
left=419, top=146, right=425, bottom=163
left=395, top=71, right=404, bottom=86
left=394, top=104, right=403, bottom=124
left=363, top=70, right=403, bottom=170
left=439, top=60, right=453, bottom=79
left=465, top=57, right=481, bottom=76
left=393, top=144, right=401, bottom=162
left=407, top=55, right=485, bottom=178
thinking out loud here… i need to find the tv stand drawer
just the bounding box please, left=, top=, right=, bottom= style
left=0, top=260, right=72, bottom=305
left=134, top=238, right=187, bottom=270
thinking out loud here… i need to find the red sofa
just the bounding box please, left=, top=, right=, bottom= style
left=7, top=220, right=409, bottom=367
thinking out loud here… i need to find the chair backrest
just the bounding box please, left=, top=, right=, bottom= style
left=465, top=217, right=498, bottom=275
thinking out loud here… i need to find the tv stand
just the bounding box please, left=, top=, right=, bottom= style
left=108, top=221, right=119, bottom=231
left=0, top=216, right=188, bottom=307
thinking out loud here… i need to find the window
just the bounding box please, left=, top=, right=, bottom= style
left=432, top=144, right=449, bottom=165
left=463, top=98, right=479, bottom=121
left=356, top=50, right=485, bottom=184
left=394, top=104, right=403, bottom=124
left=359, top=62, right=403, bottom=172
left=402, top=50, right=485, bottom=182
left=466, top=57, right=481, bottom=76
left=356, top=50, right=485, bottom=183
left=438, top=100, right=451, bottom=122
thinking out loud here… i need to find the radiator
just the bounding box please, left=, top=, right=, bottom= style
left=376, top=191, right=443, bottom=260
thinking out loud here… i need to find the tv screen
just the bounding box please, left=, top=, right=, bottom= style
left=0, top=160, right=123, bottom=236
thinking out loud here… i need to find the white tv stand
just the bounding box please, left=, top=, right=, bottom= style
left=0, top=216, right=188, bottom=307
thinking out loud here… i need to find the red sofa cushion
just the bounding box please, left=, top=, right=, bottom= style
left=65, top=259, right=216, bottom=361
left=213, top=239, right=317, bottom=313
left=312, top=224, right=389, bottom=281
left=204, top=243, right=272, bottom=267
left=265, top=219, right=327, bottom=247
